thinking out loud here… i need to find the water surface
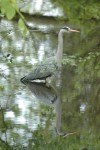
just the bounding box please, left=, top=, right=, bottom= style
left=0, top=18, right=100, bottom=150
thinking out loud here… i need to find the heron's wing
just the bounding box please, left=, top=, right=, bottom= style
left=20, top=56, right=58, bottom=83
left=22, top=62, right=57, bottom=82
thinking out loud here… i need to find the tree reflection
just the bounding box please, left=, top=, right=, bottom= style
left=0, top=105, right=13, bottom=149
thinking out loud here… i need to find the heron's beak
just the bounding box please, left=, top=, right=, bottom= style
left=69, top=29, right=80, bottom=32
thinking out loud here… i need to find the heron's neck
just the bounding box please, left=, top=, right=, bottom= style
left=56, top=31, right=64, bottom=67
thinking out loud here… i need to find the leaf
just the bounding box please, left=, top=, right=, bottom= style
left=18, top=19, right=27, bottom=35
left=18, top=19, right=25, bottom=30
left=1, top=0, right=9, bottom=14
left=6, top=4, right=16, bottom=20
left=1, top=7, right=5, bottom=14
left=1, top=0, right=16, bottom=19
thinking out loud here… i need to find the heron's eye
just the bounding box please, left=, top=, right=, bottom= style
left=65, top=27, right=70, bottom=31
left=62, top=26, right=70, bottom=31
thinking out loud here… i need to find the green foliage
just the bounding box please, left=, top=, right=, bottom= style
left=0, top=0, right=27, bottom=34
left=51, top=0, right=100, bottom=25
left=18, top=18, right=27, bottom=35
left=1, top=0, right=16, bottom=20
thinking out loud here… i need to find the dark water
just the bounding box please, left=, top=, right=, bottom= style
left=0, top=18, right=100, bottom=150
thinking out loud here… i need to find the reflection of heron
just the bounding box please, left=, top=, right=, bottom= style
left=23, top=81, right=77, bottom=137
left=24, top=82, right=57, bottom=105
left=21, top=26, right=79, bottom=83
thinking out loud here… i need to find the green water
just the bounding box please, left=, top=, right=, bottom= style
left=0, top=17, right=100, bottom=150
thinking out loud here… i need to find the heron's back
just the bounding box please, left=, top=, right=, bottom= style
left=20, top=61, right=57, bottom=84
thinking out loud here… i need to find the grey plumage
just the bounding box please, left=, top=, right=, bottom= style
left=21, top=59, right=57, bottom=83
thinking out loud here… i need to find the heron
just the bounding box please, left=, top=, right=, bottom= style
left=21, top=26, right=80, bottom=84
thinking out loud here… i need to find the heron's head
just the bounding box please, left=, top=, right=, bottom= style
left=61, top=26, right=80, bottom=33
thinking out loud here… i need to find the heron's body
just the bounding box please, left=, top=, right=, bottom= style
left=21, top=57, right=57, bottom=83
left=21, top=26, right=79, bottom=84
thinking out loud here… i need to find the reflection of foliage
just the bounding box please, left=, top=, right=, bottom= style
left=27, top=128, right=100, bottom=150
left=74, top=52, right=100, bottom=94
left=61, top=51, right=100, bottom=141
left=62, top=51, right=100, bottom=104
